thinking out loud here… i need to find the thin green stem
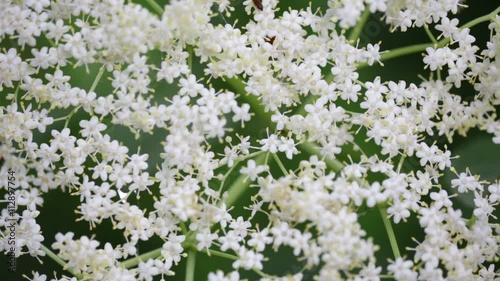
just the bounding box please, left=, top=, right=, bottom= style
left=264, top=151, right=271, bottom=166
left=363, top=42, right=432, bottom=68
left=13, top=82, right=20, bottom=104
left=466, top=214, right=477, bottom=228
left=121, top=237, right=197, bottom=270
left=203, top=249, right=237, bottom=260
left=252, top=267, right=270, bottom=278
left=53, top=116, right=69, bottom=122
left=224, top=153, right=267, bottom=207
left=187, top=45, right=193, bottom=72
left=44, top=35, right=57, bottom=48
left=180, top=221, right=189, bottom=235
left=355, top=79, right=367, bottom=89
left=218, top=151, right=266, bottom=199
left=396, top=155, right=405, bottom=174
left=349, top=8, right=371, bottom=43
left=272, top=153, right=289, bottom=176
left=379, top=207, right=401, bottom=259
left=424, top=25, right=438, bottom=44
left=64, top=106, right=80, bottom=128
left=216, top=151, right=264, bottom=170
left=40, top=243, right=83, bottom=280
left=145, top=0, right=164, bottom=15
left=89, top=65, right=106, bottom=93
left=185, top=250, right=196, bottom=281
left=461, top=6, right=500, bottom=30
left=220, top=162, right=238, bottom=191
left=120, top=248, right=162, bottom=269
left=59, top=65, right=106, bottom=128
left=200, top=249, right=270, bottom=278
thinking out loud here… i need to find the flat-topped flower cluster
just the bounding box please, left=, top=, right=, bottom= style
left=0, top=0, right=499, bottom=280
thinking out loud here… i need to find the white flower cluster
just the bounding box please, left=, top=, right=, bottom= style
left=1, top=0, right=499, bottom=280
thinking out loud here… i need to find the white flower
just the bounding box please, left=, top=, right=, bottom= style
left=137, top=259, right=159, bottom=281
left=451, top=171, right=481, bottom=193
left=259, top=134, right=281, bottom=153
left=435, top=17, right=460, bottom=39
left=232, top=247, right=264, bottom=270
left=229, top=216, right=252, bottom=238
left=196, top=228, right=218, bottom=251
left=208, top=270, right=240, bottom=281
left=338, top=78, right=361, bottom=103
left=26, top=272, right=47, bottom=281
left=387, top=199, right=411, bottom=223
left=387, top=258, right=417, bottom=281
left=429, top=190, right=453, bottom=210
left=248, top=228, right=272, bottom=252
left=240, top=159, right=268, bottom=181
left=218, top=230, right=243, bottom=252
left=79, top=116, right=106, bottom=138
left=278, top=137, right=299, bottom=159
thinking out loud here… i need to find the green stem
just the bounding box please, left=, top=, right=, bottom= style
left=120, top=248, right=162, bottom=269
left=40, top=243, right=83, bottom=280
left=224, top=153, right=267, bottom=207
left=363, top=42, right=432, bottom=67
left=466, top=214, right=477, bottom=228
left=217, top=151, right=267, bottom=200
left=145, top=0, right=164, bottom=15
left=396, top=155, right=405, bottom=174
left=64, top=106, right=80, bottom=128
left=272, top=153, right=289, bottom=176
left=424, top=25, right=438, bottom=44
left=120, top=239, right=195, bottom=270
left=349, top=8, right=371, bottom=43
left=216, top=151, right=264, bottom=170
left=13, top=82, right=20, bottom=104
left=185, top=250, right=196, bottom=281
left=203, top=249, right=237, bottom=260
left=180, top=221, right=189, bottom=235
left=219, top=162, right=238, bottom=192
left=200, top=249, right=270, bottom=278
left=89, top=65, right=105, bottom=93
left=252, top=267, right=270, bottom=278
left=461, top=6, right=500, bottom=30
left=44, top=34, right=57, bottom=48
left=187, top=45, right=193, bottom=72
left=379, top=207, right=401, bottom=259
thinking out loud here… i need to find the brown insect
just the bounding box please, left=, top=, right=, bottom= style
left=252, top=0, right=263, bottom=11
left=265, top=36, right=276, bottom=45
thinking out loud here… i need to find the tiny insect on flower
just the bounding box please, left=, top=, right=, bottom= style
left=252, top=0, right=263, bottom=11
left=265, top=36, right=276, bottom=45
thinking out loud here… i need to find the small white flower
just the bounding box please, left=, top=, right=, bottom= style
left=240, top=159, right=268, bottom=181
left=278, top=137, right=299, bottom=159
left=79, top=116, right=106, bottom=138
